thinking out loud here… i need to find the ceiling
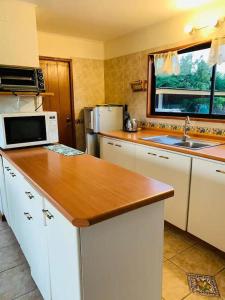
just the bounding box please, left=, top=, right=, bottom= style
left=23, top=0, right=215, bottom=41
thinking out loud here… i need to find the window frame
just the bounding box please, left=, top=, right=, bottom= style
left=146, top=42, right=225, bottom=122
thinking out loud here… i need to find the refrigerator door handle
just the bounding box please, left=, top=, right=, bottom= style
left=93, top=108, right=99, bottom=133
left=90, top=110, right=94, bottom=130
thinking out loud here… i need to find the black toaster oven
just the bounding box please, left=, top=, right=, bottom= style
left=0, top=65, right=45, bottom=92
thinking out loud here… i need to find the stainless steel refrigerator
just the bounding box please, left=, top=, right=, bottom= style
left=84, top=105, right=123, bottom=156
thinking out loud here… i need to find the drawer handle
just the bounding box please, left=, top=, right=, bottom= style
left=159, top=155, right=169, bottom=160
left=5, top=167, right=10, bottom=171
left=10, top=172, right=16, bottom=177
left=25, top=191, right=34, bottom=199
left=147, top=152, right=157, bottom=156
left=24, top=212, right=32, bottom=220
left=216, top=169, right=225, bottom=175
left=107, top=142, right=114, bottom=145
left=115, top=144, right=122, bottom=147
left=42, top=209, right=54, bottom=220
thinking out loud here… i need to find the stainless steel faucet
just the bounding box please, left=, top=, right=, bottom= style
left=182, top=116, right=191, bottom=142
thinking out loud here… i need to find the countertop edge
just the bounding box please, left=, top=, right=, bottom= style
left=100, top=131, right=225, bottom=163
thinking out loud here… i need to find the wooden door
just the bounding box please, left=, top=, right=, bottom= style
left=40, top=58, right=75, bottom=147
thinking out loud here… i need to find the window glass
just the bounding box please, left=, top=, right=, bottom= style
left=155, top=48, right=212, bottom=115
left=213, top=63, right=225, bottom=115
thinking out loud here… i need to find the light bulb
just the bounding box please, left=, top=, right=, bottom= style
left=184, top=24, right=193, bottom=34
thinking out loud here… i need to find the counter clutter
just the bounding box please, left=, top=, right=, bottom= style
left=0, top=146, right=173, bottom=300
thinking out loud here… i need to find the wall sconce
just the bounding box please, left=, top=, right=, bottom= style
left=184, top=17, right=224, bottom=34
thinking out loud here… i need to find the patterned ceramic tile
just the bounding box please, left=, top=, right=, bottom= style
left=187, top=273, right=220, bottom=297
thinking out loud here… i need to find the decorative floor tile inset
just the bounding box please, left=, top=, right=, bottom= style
left=187, top=273, right=220, bottom=297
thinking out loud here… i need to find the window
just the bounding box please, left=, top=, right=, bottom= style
left=148, top=43, right=225, bottom=119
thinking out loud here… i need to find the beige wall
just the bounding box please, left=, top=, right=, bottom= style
left=104, top=50, right=225, bottom=130
left=38, top=31, right=104, bottom=60
left=73, top=58, right=105, bottom=150
left=0, top=0, right=39, bottom=67
left=104, top=0, right=225, bottom=131
left=38, top=31, right=105, bottom=150
left=105, top=0, right=225, bottom=59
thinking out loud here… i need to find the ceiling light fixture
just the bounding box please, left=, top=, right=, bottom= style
left=184, top=17, right=224, bottom=34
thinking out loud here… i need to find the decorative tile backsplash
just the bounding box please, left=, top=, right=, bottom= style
left=139, top=121, right=225, bottom=137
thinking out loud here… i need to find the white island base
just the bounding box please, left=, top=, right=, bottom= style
left=79, top=201, right=164, bottom=300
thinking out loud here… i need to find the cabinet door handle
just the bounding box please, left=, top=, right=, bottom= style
left=216, top=169, right=225, bottom=175
left=107, top=142, right=114, bottom=145
left=24, top=212, right=32, bottom=220
left=25, top=191, right=34, bottom=199
left=10, top=172, right=16, bottom=177
left=42, top=209, right=54, bottom=220
left=159, top=155, right=169, bottom=160
left=5, top=167, right=10, bottom=171
left=147, top=152, right=157, bottom=156
left=115, top=144, right=122, bottom=147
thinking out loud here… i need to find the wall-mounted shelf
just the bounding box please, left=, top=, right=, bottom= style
left=130, top=80, right=147, bottom=92
left=0, top=91, right=54, bottom=97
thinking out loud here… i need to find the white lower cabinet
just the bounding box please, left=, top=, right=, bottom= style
left=100, top=137, right=136, bottom=171
left=135, top=145, right=191, bottom=230
left=188, top=158, right=225, bottom=252
left=100, top=137, right=192, bottom=230
left=44, top=200, right=81, bottom=300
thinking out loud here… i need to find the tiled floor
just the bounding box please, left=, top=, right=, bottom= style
left=0, top=218, right=225, bottom=300
left=0, top=218, right=43, bottom=300
left=163, top=223, right=225, bottom=300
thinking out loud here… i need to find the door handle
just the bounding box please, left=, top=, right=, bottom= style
left=24, top=212, right=32, bottom=220
left=42, top=209, right=54, bottom=220
left=216, top=169, right=225, bottom=175
left=66, top=116, right=71, bottom=123
left=25, top=191, right=34, bottom=199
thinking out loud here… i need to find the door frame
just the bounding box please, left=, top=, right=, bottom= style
left=39, top=56, right=76, bottom=147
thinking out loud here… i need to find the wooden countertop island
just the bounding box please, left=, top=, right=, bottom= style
left=0, top=146, right=174, bottom=300
left=0, top=146, right=173, bottom=227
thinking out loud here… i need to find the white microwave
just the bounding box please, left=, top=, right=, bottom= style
left=0, top=112, right=59, bottom=149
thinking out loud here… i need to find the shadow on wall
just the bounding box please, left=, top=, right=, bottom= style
left=75, top=109, right=85, bottom=151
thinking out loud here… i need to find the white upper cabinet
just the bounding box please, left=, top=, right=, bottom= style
left=135, top=145, right=191, bottom=230
left=100, top=137, right=136, bottom=172
left=188, top=158, right=225, bottom=252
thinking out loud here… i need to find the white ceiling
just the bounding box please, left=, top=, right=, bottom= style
left=23, top=0, right=215, bottom=41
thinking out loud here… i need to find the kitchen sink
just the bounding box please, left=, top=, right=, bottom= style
left=140, top=135, right=222, bottom=150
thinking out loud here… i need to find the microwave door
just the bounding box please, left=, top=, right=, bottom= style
left=4, top=116, right=47, bottom=146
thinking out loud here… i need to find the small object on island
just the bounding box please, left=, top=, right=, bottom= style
left=44, top=144, right=84, bottom=156
left=130, top=80, right=147, bottom=92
